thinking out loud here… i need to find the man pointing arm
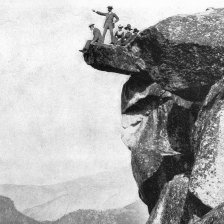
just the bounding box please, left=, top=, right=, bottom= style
left=92, top=6, right=119, bottom=44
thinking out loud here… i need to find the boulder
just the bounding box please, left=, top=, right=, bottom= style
left=146, top=175, right=189, bottom=224
left=194, top=203, right=224, bottom=224
left=84, top=44, right=143, bottom=75
left=83, top=8, right=224, bottom=101
left=189, top=78, right=224, bottom=208
left=81, top=7, right=224, bottom=224
left=181, top=193, right=212, bottom=223
left=121, top=76, right=193, bottom=154
left=121, top=76, right=194, bottom=211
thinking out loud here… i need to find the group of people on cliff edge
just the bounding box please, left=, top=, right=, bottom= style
left=79, top=6, right=140, bottom=53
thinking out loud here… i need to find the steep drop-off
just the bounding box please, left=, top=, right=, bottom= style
left=0, top=195, right=148, bottom=224
left=82, top=7, right=224, bottom=224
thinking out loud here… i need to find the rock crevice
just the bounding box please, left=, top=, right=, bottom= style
left=83, top=7, right=224, bottom=224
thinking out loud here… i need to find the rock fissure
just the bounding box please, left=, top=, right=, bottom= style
left=82, top=7, right=224, bottom=224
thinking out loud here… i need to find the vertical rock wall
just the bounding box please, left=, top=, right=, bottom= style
left=83, top=7, right=224, bottom=224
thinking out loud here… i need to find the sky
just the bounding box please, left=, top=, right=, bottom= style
left=0, top=0, right=224, bottom=185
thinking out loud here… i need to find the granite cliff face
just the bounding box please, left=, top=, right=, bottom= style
left=83, top=7, right=224, bottom=224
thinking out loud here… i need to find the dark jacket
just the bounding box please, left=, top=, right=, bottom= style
left=92, top=28, right=103, bottom=43
left=131, top=33, right=139, bottom=41
left=121, top=32, right=133, bottom=45
left=96, top=11, right=119, bottom=28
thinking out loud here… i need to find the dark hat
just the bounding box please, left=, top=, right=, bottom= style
left=107, top=6, right=113, bottom=9
left=89, top=23, right=94, bottom=28
left=118, top=24, right=123, bottom=28
left=124, top=24, right=132, bottom=30
left=133, top=28, right=139, bottom=33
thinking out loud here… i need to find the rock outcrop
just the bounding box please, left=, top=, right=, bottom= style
left=147, top=175, right=189, bottom=224
left=84, top=8, right=224, bottom=101
left=121, top=77, right=194, bottom=213
left=82, top=7, right=224, bottom=224
left=194, top=203, right=224, bottom=224
left=189, top=78, right=224, bottom=208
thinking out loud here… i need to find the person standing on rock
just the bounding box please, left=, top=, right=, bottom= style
left=79, top=24, right=103, bottom=53
left=92, top=6, right=119, bottom=44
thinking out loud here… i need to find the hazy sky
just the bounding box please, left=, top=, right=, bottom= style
left=0, top=0, right=224, bottom=185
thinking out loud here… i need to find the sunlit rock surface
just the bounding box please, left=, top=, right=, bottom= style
left=189, top=78, right=224, bottom=208
left=147, top=175, right=189, bottom=224
left=82, top=7, right=224, bottom=224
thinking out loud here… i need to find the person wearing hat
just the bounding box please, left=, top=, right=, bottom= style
left=92, top=6, right=119, bottom=44
left=121, top=24, right=133, bottom=46
left=114, top=25, right=124, bottom=45
left=79, top=24, right=103, bottom=53
left=131, top=28, right=140, bottom=40
left=125, top=28, right=140, bottom=49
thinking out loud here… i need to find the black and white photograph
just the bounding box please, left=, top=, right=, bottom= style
left=0, top=0, right=224, bottom=223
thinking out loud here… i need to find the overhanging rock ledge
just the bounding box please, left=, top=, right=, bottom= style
left=84, top=8, right=224, bottom=101
left=82, top=7, right=224, bottom=224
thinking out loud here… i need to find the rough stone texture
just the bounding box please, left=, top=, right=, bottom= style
left=194, top=203, right=224, bottom=224
left=146, top=175, right=189, bottom=224
left=191, top=81, right=224, bottom=203
left=189, top=78, right=224, bottom=208
left=181, top=193, right=212, bottom=224
left=121, top=76, right=193, bottom=155
left=84, top=44, right=143, bottom=75
left=121, top=76, right=194, bottom=212
left=132, top=150, right=190, bottom=212
left=84, top=8, right=224, bottom=101
left=82, top=7, right=224, bottom=224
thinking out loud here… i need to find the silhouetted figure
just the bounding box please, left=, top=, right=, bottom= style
left=131, top=28, right=140, bottom=40
left=79, top=24, right=103, bottom=53
left=125, top=28, right=140, bottom=49
left=114, top=25, right=124, bottom=45
left=92, top=6, right=119, bottom=44
left=121, top=24, right=133, bottom=46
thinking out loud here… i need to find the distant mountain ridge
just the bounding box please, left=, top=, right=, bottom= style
left=0, top=167, right=140, bottom=221
left=0, top=196, right=41, bottom=224
left=0, top=195, right=148, bottom=224
left=53, top=200, right=148, bottom=224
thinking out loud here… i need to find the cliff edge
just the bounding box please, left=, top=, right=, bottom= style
left=82, top=7, right=224, bottom=224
